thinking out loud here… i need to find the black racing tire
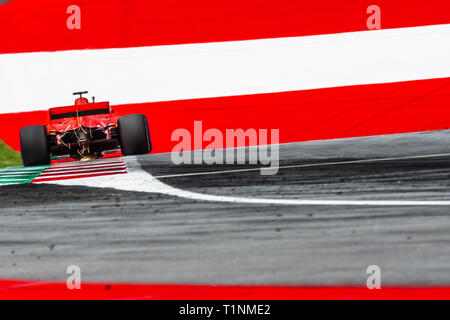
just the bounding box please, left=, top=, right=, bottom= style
left=118, top=114, right=152, bottom=156
left=19, top=125, right=50, bottom=166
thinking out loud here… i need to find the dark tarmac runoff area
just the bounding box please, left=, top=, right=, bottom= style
left=1, top=130, right=450, bottom=286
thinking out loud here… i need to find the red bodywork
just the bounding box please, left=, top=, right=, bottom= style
left=48, top=101, right=117, bottom=133
left=45, top=97, right=120, bottom=160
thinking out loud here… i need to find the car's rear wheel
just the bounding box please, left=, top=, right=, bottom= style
left=118, top=114, right=152, bottom=156
left=20, top=125, right=50, bottom=166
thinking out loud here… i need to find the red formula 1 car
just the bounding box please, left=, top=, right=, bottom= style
left=19, top=91, right=152, bottom=166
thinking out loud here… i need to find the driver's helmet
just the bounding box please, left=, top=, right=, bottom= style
left=75, top=97, right=89, bottom=105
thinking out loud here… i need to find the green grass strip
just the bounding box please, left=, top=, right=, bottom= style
left=0, top=139, right=22, bottom=168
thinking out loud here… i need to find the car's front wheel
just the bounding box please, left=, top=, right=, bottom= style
left=20, top=125, right=51, bottom=166
left=118, top=114, right=152, bottom=156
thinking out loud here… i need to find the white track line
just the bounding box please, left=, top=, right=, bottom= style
left=155, top=152, right=450, bottom=178
left=41, top=156, right=450, bottom=206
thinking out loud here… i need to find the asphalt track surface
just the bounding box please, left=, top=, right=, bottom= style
left=1, top=131, right=450, bottom=286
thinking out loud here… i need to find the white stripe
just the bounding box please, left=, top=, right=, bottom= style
left=44, top=165, right=126, bottom=174
left=36, top=169, right=127, bottom=179
left=39, top=167, right=126, bottom=176
left=46, top=162, right=124, bottom=171
left=1, top=24, right=450, bottom=113
left=41, top=156, right=450, bottom=206
left=155, top=152, right=450, bottom=178
left=33, top=169, right=127, bottom=181
left=0, top=174, right=33, bottom=177
left=49, top=159, right=124, bottom=168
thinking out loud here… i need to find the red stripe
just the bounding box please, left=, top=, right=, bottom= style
left=1, top=280, right=450, bottom=300
left=37, top=167, right=127, bottom=178
left=46, top=162, right=125, bottom=170
left=44, top=166, right=126, bottom=174
left=31, top=171, right=127, bottom=183
left=3, top=77, right=450, bottom=153
left=0, top=0, right=449, bottom=54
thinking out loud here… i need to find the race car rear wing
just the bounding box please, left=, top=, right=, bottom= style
left=49, top=102, right=111, bottom=120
